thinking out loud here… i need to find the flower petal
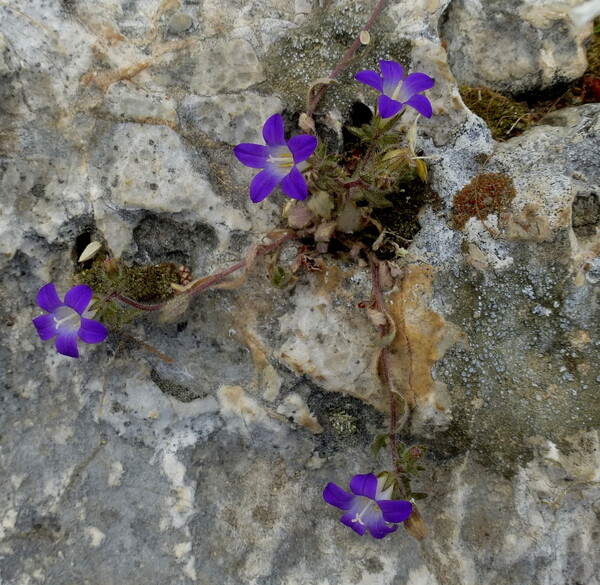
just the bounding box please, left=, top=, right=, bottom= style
left=280, top=166, right=308, bottom=201
left=378, top=95, right=403, bottom=119
left=287, top=135, right=317, bottom=164
left=234, top=143, right=269, bottom=168
left=262, top=114, right=285, bottom=147
left=36, top=283, right=62, bottom=312
left=368, top=516, right=398, bottom=539
left=379, top=499, right=413, bottom=523
left=399, top=72, right=435, bottom=99
left=340, top=512, right=368, bottom=536
left=323, top=483, right=356, bottom=510
left=354, top=70, right=383, bottom=92
left=79, top=318, right=108, bottom=344
left=379, top=60, right=404, bottom=85
left=403, top=94, right=433, bottom=118
left=249, top=169, right=280, bottom=203
left=64, top=285, right=93, bottom=314
left=349, top=473, right=378, bottom=499
left=55, top=331, right=79, bottom=358
left=33, top=314, right=57, bottom=341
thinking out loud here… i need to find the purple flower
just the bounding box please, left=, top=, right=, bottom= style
left=355, top=60, right=435, bottom=119
left=234, top=114, right=318, bottom=203
left=32, top=283, right=107, bottom=358
left=323, top=473, right=413, bottom=539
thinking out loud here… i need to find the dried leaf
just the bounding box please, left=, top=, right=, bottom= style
left=307, top=190, right=335, bottom=219
left=78, top=241, right=103, bottom=262
left=159, top=294, right=190, bottom=322
left=372, top=230, right=387, bottom=251
left=337, top=200, right=363, bottom=233
left=299, top=113, right=316, bottom=133
left=367, top=308, right=387, bottom=328
left=308, top=77, right=338, bottom=96
left=314, top=220, right=337, bottom=243
left=284, top=202, right=314, bottom=229
left=404, top=503, right=427, bottom=541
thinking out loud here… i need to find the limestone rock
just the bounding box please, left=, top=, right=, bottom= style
left=1, top=1, right=600, bottom=584
left=441, top=0, right=592, bottom=95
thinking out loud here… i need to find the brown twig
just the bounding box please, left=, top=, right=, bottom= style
left=305, top=0, right=389, bottom=119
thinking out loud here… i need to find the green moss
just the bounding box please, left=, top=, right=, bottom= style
left=76, top=258, right=181, bottom=302
left=461, top=19, right=600, bottom=138
left=460, top=86, right=533, bottom=141
left=587, top=18, right=600, bottom=76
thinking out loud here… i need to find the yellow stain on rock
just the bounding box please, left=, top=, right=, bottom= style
left=386, top=264, right=465, bottom=412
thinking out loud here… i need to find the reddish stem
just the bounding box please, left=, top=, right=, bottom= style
left=108, top=232, right=299, bottom=312
left=306, top=0, right=389, bottom=119
left=337, top=177, right=370, bottom=190
left=369, top=254, right=400, bottom=475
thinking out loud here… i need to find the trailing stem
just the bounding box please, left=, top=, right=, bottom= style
left=108, top=231, right=300, bottom=311
left=306, top=0, right=389, bottom=119
left=368, top=253, right=408, bottom=482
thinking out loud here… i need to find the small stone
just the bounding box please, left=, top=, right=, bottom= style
left=167, top=13, right=193, bottom=35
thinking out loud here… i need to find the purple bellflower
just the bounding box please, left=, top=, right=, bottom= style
left=355, top=60, right=435, bottom=119
left=323, top=473, right=413, bottom=539
left=32, top=283, right=107, bottom=358
left=234, top=114, right=318, bottom=203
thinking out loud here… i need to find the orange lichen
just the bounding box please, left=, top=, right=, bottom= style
left=452, top=172, right=516, bottom=230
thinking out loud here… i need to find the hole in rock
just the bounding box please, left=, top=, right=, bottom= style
left=572, top=192, right=600, bottom=239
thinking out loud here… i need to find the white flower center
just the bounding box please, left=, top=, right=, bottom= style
left=53, top=306, right=81, bottom=332
left=267, top=149, right=294, bottom=170
left=351, top=497, right=378, bottom=526
left=390, top=81, right=404, bottom=102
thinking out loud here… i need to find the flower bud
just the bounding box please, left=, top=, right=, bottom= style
left=408, top=446, right=423, bottom=459
left=404, top=503, right=427, bottom=541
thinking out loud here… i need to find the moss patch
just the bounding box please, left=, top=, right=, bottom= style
left=460, top=87, right=533, bottom=140
left=76, top=259, right=181, bottom=302
left=451, top=172, right=516, bottom=230
left=460, top=18, right=600, bottom=141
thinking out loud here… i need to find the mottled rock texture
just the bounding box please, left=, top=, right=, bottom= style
left=440, top=0, right=592, bottom=95
left=1, top=1, right=599, bottom=584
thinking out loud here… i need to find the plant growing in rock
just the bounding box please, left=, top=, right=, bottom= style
left=31, top=0, right=433, bottom=542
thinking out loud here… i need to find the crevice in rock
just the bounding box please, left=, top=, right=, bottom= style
left=572, top=191, right=600, bottom=239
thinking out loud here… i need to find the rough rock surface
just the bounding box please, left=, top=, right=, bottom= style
left=440, top=0, right=593, bottom=96
left=1, top=1, right=599, bottom=584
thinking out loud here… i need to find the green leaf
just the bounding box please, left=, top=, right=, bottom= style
left=370, top=433, right=390, bottom=458
left=411, top=492, right=429, bottom=500
left=364, top=189, right=393, bottom=208
left=347, top=125, right=374, bottom=143
left=382, top=473, right=397, bottom=493
left=271, top=265, right=292, bottom=288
